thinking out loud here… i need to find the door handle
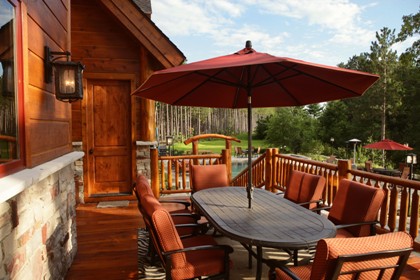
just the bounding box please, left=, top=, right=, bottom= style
left=89, top=148, right=94, bottom=155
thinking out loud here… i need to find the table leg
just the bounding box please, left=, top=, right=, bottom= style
left=256, top=246, right=262, bottom=280
left=248, top=245, right=253, bottom=268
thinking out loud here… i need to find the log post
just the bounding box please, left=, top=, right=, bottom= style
left=265, top=149, right=273, bottom=192
left=137, top=46, right=156, bottom=142
left=222, top=149, right=232, bottom=184
left=337, top=159, right=352, bottom=182
left=150, top=148, right=160, bottom=198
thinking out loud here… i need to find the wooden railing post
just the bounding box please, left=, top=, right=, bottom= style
left=265, top=148, right=273, bottom=192
left=337, top=159, right=352, bottom=182
left=222, top=149, right=232, bottom=184
left=150, top=148, right=160, bottom=198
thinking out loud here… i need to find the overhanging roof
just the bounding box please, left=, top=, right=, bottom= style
left=99, top=0, right=185, bottom=68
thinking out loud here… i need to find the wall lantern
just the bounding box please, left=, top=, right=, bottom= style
left=44, top=46, right=85, bottom=102
left=1, top=60, right=14, bottom=97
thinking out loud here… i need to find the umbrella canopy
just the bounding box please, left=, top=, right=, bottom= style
left=363, top=139, right=413, bottom=150
left=133, top=41, right=379, bottom=208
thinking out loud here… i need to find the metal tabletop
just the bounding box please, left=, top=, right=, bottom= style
left=191, top=187, right=336, bottom=279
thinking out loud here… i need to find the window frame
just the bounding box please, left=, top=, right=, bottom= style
left=0, top=0, right=25, bottom=176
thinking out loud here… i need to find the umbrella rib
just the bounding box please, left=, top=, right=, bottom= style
left=171, top=69, right=241, bottom=105
left=257, top=65, right=303, bottom=105
left=274, top=63, right=363, bottom=96
left=253, top=63, right=364, bottom=98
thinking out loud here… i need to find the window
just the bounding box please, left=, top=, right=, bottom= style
left=0, top=0, right=24, bottom=175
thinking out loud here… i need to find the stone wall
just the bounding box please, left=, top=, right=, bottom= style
left=72, top=142, right=84, bottom=204
left=136, top=141, right=156, bottom=179
left=0, top=164, right=77, bottom=279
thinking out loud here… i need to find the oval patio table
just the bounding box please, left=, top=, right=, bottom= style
left=191, top=186, right=336, bottom=280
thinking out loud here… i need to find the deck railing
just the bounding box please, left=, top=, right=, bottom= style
left=149, top=146, right=419, bottom=251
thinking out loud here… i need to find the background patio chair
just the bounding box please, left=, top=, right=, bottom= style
left=134, top=175, right=194, bottom=215
left=283, top=170, right=326, bottom=210
left=190, top=164, right=230, bottom=193
left=271, top=231, right=413, bottom=280
left=234, top=146, right=245, bottom=157
left=279, top=170, right=326, bottom=265
left=327, top=179, right=385, bottom=238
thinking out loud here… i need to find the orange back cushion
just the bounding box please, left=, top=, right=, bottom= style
left=328, top=179, right=385, bottom=236
left=136, top=175, right=154, bottom=198
left=191, top=164, right=229, bottom=192
left=285, top=170, right=326, bottom=209
left=311, top=232, right=413, bottom=280
left=152, top=208, right=186, bottom=268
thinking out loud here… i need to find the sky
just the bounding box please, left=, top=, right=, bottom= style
left=150, top=0, right=419, bottom=66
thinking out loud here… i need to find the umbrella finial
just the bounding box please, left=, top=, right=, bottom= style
left=245, top=40, right=252, bottom=49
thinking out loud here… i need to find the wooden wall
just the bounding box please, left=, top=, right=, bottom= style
left=24, top=0, right=72, bottom=167
left=70, top=0, right=161, bottom=142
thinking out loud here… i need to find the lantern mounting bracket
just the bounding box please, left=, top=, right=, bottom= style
left=44, top=46, right=71, bottom=84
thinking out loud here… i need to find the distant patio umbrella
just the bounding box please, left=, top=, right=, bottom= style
left=132, top=41, right=379, bottom=208
left=363, top=139, right=412, bottom=167
left=363, top=139, right=413, bottom=151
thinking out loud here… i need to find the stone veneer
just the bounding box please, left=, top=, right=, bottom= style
left=135, top=141, right=156, bottom=179
left=0, top=152, right=83, bottom=279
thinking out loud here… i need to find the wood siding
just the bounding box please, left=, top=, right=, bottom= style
left=71, top=0, right=141, bottom=142
left=25, top=0, right=72, bottom=167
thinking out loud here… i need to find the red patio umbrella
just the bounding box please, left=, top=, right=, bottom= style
left=132, top=41, right=379, bottom=208
left=363, top=139, right=412, bottom=167
left=363, top=139, right=413, bottom=150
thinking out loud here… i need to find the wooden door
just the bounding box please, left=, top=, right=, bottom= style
left=85, top=79, right=133, bottom=200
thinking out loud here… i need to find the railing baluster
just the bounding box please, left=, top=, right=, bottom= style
left=389, top=185, right=398, bottom=232
left=399, top=187, right=409, bottom=232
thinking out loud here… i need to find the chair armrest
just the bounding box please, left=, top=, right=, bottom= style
left=310, top=204, right=331, bottom=213
left=297, top=199, right=323, bottom=207
left=163, top=244, right=233, bottom=256
left=159, top=199, right=191, bottom=209
left=335, top=220, right=379, bottom=235
left=175, top=223, right=208, bottom=237
left=270, top=265, right=301, bottom=280
left=170, top=212, right=202, bottom=221
left=162, top=244, right=234, bottom=277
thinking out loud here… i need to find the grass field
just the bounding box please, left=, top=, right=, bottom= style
left=172, top=138, right=269, bottom=155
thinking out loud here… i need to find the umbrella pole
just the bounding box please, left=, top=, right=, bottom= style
left=247, top=90, right=253, bottom=209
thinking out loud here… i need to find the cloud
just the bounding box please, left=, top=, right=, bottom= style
left=149, top=0, right=396, bottom=65
left=251, top=0, right=375, bottom=45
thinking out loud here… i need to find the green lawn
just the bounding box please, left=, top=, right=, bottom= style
left=172, top=138, right=269, bottom=155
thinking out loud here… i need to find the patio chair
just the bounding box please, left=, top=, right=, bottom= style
left=400, top=166, right=410, bottom=180
left=327, top=179, right=385, bottom=238
left=234, top=146, right=245, bottom=157
left=134, top=174, right=193, bottom=214
left=365, top=160, right=373, bottom=172
left=190, top=164, right=230, bottom=193
left=283, top=170, right=326, bottom=210
left=146, top=196, right=234, bottom=280
left=279, top=170, right=326, bottom=265
left=133, top=176, right=204, bottom=249
left=271, top=231, right=413, bottom=280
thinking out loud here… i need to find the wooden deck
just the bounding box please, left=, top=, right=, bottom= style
left=66, top=200, right=420, bottom=280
